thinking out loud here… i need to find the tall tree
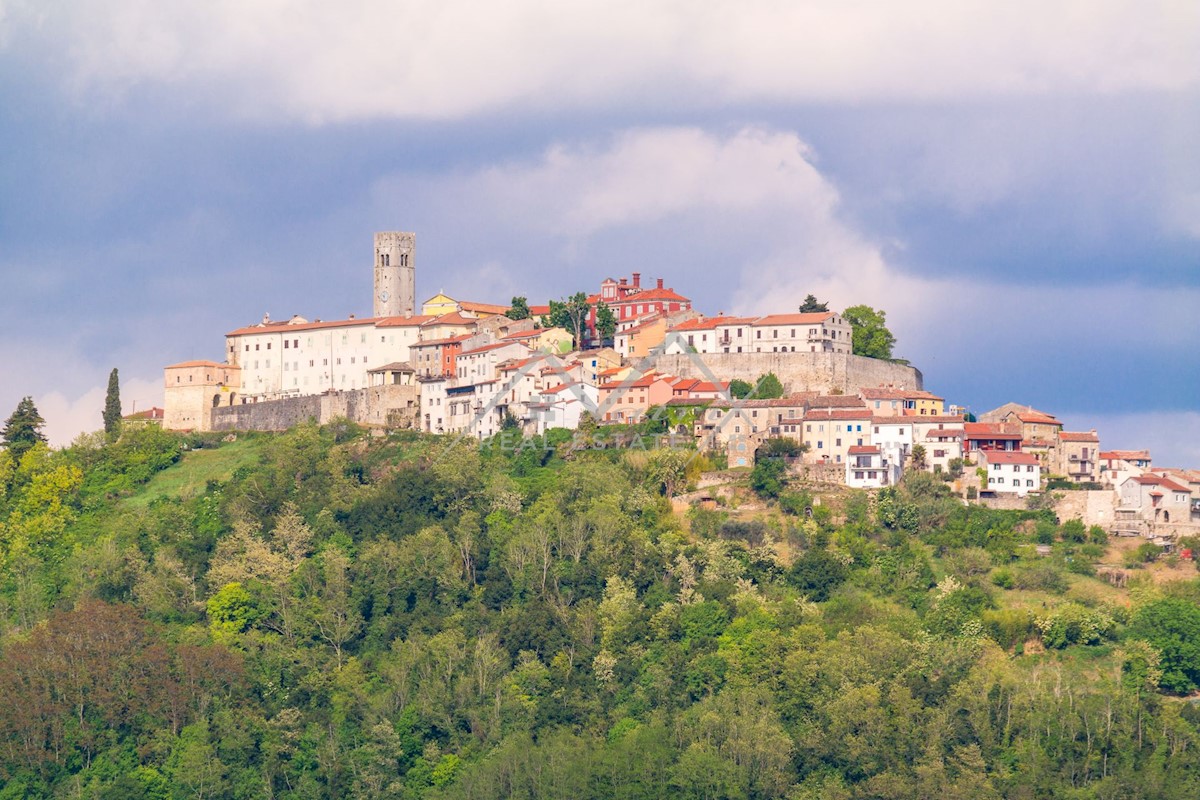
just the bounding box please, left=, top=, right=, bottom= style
left=507, top=296, right=531, bottom=320
left=543, top=292, right=591, bottom=347
left=2, top=396, right=47, bottom=462
left=595, top=301, right=617, bottom=344
left=103, top=368, right=122, bottom=437
left=799, top=294, right=829, bottom=313
left=843, top=304, right=896, bottom=359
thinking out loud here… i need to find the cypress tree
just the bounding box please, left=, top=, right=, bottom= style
left=103, top=368, right=122, bottom=436
left=2, top=396, right=47, bottom=462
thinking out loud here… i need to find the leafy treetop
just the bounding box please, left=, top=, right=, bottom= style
left=798, top=294, right=829, bottom=313
left=843, top=304, right=896, bottom=360
left=2, top=396, right=47, bottom=462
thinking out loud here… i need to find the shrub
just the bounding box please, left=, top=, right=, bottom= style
left=1014, top=563, right=1069, bottom=594
left=991, top=569, right=1015, bottom=589
left=1134, top=541, right=1161, bottom=563
left=1036, top=603, right=1114, bottom=648
left=1059, top=518, right=1087, bottom=543
left=982, top=608, right=1035, bottom=649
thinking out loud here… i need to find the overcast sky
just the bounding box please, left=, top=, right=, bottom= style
left=1, top=1, right=1198, bottom=465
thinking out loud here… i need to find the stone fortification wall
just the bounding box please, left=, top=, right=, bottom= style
left=1052, top=490, right=1118, bottom=528
left=211, top=385, right=419, bottom=432
left=649, top=352, right=923, bottom=395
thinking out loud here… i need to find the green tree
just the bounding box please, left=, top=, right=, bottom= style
left=729, top=379, right=753, bottom=399
left=910, top=444, right=927, bottom=470
left=799, top=294, right=829, bottom=313
left=1128, top=597, right=1200, bottom=693
left=595, top=301, right=617, bottom=343
left=843, top=304, right=896, bottom=359
left=755, top=372, right=784, bottom=399
left=507, top=296, right=531, bottom=320
left=542, top=291, right=591, bottom=347
left=103, top=368, right=122, bottom=437
left=2, top=396, right=47, bottom=462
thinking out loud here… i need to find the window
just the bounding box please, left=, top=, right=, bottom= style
left=836, top=438, right=841, bottom=446
left=255, top=344, right=260, bottom=351
left=245, top=345, right=249, bottom=352
left=1026, top=480, right=1034, bottom=487
left=267, top=342, right=271, bottom=350
left=284, top=340, right=289, bottom=349
left=294, top=339, right=299, bottom=348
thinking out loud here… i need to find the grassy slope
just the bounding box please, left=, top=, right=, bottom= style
left=121, top=436, right=264, bottom=509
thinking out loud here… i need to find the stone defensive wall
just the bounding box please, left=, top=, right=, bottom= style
left=649, top=351, right=923, bottom=395
left=210, top=385, right=419, bottom=432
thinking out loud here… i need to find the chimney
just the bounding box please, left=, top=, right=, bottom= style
left=619, top=277, right=627, bottom=286
left=656, top=277, right=664, bottom=289
left=632, top=272, right=641, bottom=288
left=262, top=312, right=270, bottom=325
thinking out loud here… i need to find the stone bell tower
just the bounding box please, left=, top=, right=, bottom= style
left=373, top=231, right=415, bottom=318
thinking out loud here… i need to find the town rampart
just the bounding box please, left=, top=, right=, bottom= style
left=649, top=352, right=923, bottom=395
left=210, top=385, right=419, bottom=431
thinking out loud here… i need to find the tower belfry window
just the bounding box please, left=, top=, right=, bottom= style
left=381, top=254, right=390, bottom=266
left=400, top=254, right=408, bottom=267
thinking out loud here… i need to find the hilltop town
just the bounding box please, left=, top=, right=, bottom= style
left=163, top=232, right=1200, bottom=543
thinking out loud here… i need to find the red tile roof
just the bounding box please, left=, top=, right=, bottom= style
left=1013, top=409, right=1062, bottom=425
left=458, top=301, right=510, bottom=315
left=965, top=422, right=1022, bottom=439
left=1059, top=431, right=1100, bottom=443
left=377, top=315, right=437, bottom=327
left=1100, top=450, right=1151, bottom=461
left=615, top=287, right=690, bottom=304
left=926, top=429, right=964, bottom=440
left=166, top=360, right=233, bottom=369
left=669, top=317, right=721, bottom=332
left=124, top=407, right=165, bottom=420
left=807, top=395, right=867, bottom=409
left=750, top=312, right=836, bottom=326
left=423, top=312, right=478, bottom=327
left=227, top=316, right=378, bottom=336
left=848, top=445, right=880, bottom=454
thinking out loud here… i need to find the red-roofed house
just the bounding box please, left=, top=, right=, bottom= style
left=1055, top=430, right=1100, bottom=483
left=1119, top=474, right=1194, bottom=525
left=1100, top=450, right=1152, bottom=487
left=456, top=341, right=533, bottom=383
left=860, top=386, right=945, bottom=416
left=802, top=407, right=874, bottom=465
left=164, top=360, right=243, bottom=431
left=597, top=373, right=676, bottom=424
left=748, top=312, right=853, bottom=354
left=526, top=382, right=600, bottom=435
left=598, top=274, right=692, bottom=326
left=979, top=451, right=1042, bottom=496
left=964, top=422, right=1022, bottom=455
left=410, top=334, right=473, bottom=377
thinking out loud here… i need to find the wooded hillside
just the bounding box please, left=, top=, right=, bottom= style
left=0, top=422, right=1198, bottom=799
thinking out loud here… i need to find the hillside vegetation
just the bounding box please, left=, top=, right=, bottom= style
left=0, top=422, right=1198, bottom=799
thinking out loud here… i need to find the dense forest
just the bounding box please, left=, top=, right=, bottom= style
left=1, top=420, right=1199, bottom=799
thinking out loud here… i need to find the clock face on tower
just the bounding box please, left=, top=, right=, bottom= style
left=379, top=290, right=390, bottom=303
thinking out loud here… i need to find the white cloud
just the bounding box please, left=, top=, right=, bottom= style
left=32, top=376, right=164, bottom=448
left=5, top=1, right=1198, bottom=122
